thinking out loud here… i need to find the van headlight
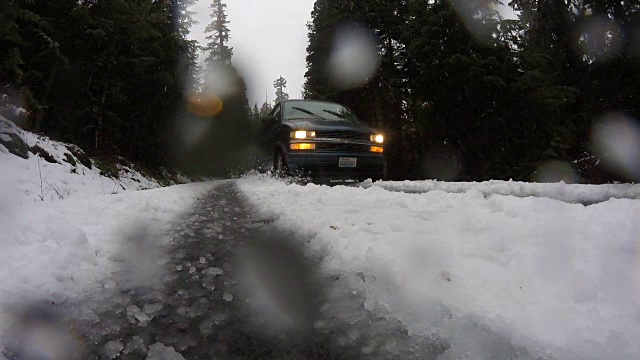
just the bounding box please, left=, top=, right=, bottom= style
left=370, top=134, right=384, bottom=144
left=292, top=131, right=316, bottom=139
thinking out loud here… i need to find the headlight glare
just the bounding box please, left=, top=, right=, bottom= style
left=292, top=130, right=316, bottom=139
left=371, top=134, right=384, bottom=144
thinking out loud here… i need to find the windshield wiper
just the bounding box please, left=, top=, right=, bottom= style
left=291, top=106, right=326, bottom=120
left=323, top=109, right=351, bottom=119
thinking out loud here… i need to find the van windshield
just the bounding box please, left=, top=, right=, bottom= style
left=284, top=101, right=358, bottom=121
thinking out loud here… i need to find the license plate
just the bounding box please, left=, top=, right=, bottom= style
left=339, top=157, right=357, bottom=168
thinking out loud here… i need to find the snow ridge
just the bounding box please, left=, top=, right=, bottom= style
left=371, top=179, right=640, bottom=204
left=239, top=175, right=640, bottom=360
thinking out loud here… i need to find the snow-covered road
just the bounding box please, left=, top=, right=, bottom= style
left=1, top=176, right=639, bottom=359
left=1, top=182, right=451, bottom=359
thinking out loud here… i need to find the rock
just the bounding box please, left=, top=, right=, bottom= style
left=0, top=132, right=29, bottom=159
left=67, top=144, right=92, bottom=168
left=63, top=152, right=77, bottom=167
left=30, top=144, right=57, bottom=164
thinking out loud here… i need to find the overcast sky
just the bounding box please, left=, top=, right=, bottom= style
left=189, top=0, right=316, bottom=107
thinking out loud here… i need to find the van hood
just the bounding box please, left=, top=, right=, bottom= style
left=284, top=118, right=377, bottom=134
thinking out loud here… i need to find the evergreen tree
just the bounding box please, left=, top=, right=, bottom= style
left=0, top=0, right=33, bottom=85
left=2, top=0, right=200, bottom=168
left=203, top=0, right=233, bottom=64
left=180, top=0, right=253, bottom=177
left=252, top=103, right=260, bottom=121
left=403, top=0, right=518, bottom=180
left=273, top=76, right=289, bottom=104
left=508, top=0, right=588, bottom=175
left=259, top=101, right=272, bottom=117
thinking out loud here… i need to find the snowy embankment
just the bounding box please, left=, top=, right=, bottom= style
left=0, top=116, right=216, bottom=335
left=0, top=115, right=166, bottom=207
left=0, top=182, right=215, bottom=331
left=238, top=176, right=640, bottom=360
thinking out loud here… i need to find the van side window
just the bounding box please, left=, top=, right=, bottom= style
left=270, top=104, right=281, bottom=121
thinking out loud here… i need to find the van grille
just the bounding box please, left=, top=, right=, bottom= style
left=315, top=131, right=369, bottom=141
left=315, top=143, right=370, bottom=153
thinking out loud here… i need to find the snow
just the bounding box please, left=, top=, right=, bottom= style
left=3, top=110, right=639, bottom=358
left=203, top=267, right=223, bottom=276
left=128, top=305, right=151, bottom=325
left=146, top=343, right=186, bottom=360
left=0, top=115, right=163, bottom=207
left=0, top=181, right=216, bottom=336
left=370, top=179, right=640, bottom=204
left=123, top=335, right=146, bottom=355
left=102, top=340, right=124, bottom=359
left=238, top=175, right=640, bottom=360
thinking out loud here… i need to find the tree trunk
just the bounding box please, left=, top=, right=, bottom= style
left=95, top=63, right=112, bottom=151
left=33, top=62, right=58, bottom=132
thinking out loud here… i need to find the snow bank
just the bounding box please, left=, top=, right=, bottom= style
left=372, top=179, right=640, bottom=204
left=238, top=176, right=640, bottom=360
left=0, top=182, right=216, bottom=334
left=0, top=116, right=162, bottom=207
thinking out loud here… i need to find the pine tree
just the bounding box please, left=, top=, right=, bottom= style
left=273, top=76, right=289, bottom=104
left=252, top=103, right=260, bottom=121
left=203, top=0, right=233, bottom=64
left=180, top=0, right=254, bottom=177
left=508, top=0, right=584, bottom=174
left=259, top=101, right=272, bottom=117
left=2, top=0, right=201, bottom=168
left=0, top=0, right=31, bottom=85
left=403, top=0, right=517, bottom=180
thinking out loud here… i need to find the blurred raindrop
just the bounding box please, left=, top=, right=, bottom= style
left=201, top=61, right=242, bottom=101
left=178, top=116, right=213, bottom=152
left=186, top=92, right=224, bottom=117
left=591, top=113, right=640, bottom=181
left=533, top=160, right=580, bottom=184
left=238, top=233, right=319, bottom=335
left=326, top=24, right=381, bottom=90
left=2, top=304, right=84, bottom=360
left=422, top=144, right=462, bottom=181
left=579, top=17, right=623, bottom=62
left=117, top=223, right=168, bottom=290
left=173, top=60, right=258, bottom=178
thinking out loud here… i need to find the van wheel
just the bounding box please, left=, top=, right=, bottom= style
left=273, top=151, right=288, bottom=177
